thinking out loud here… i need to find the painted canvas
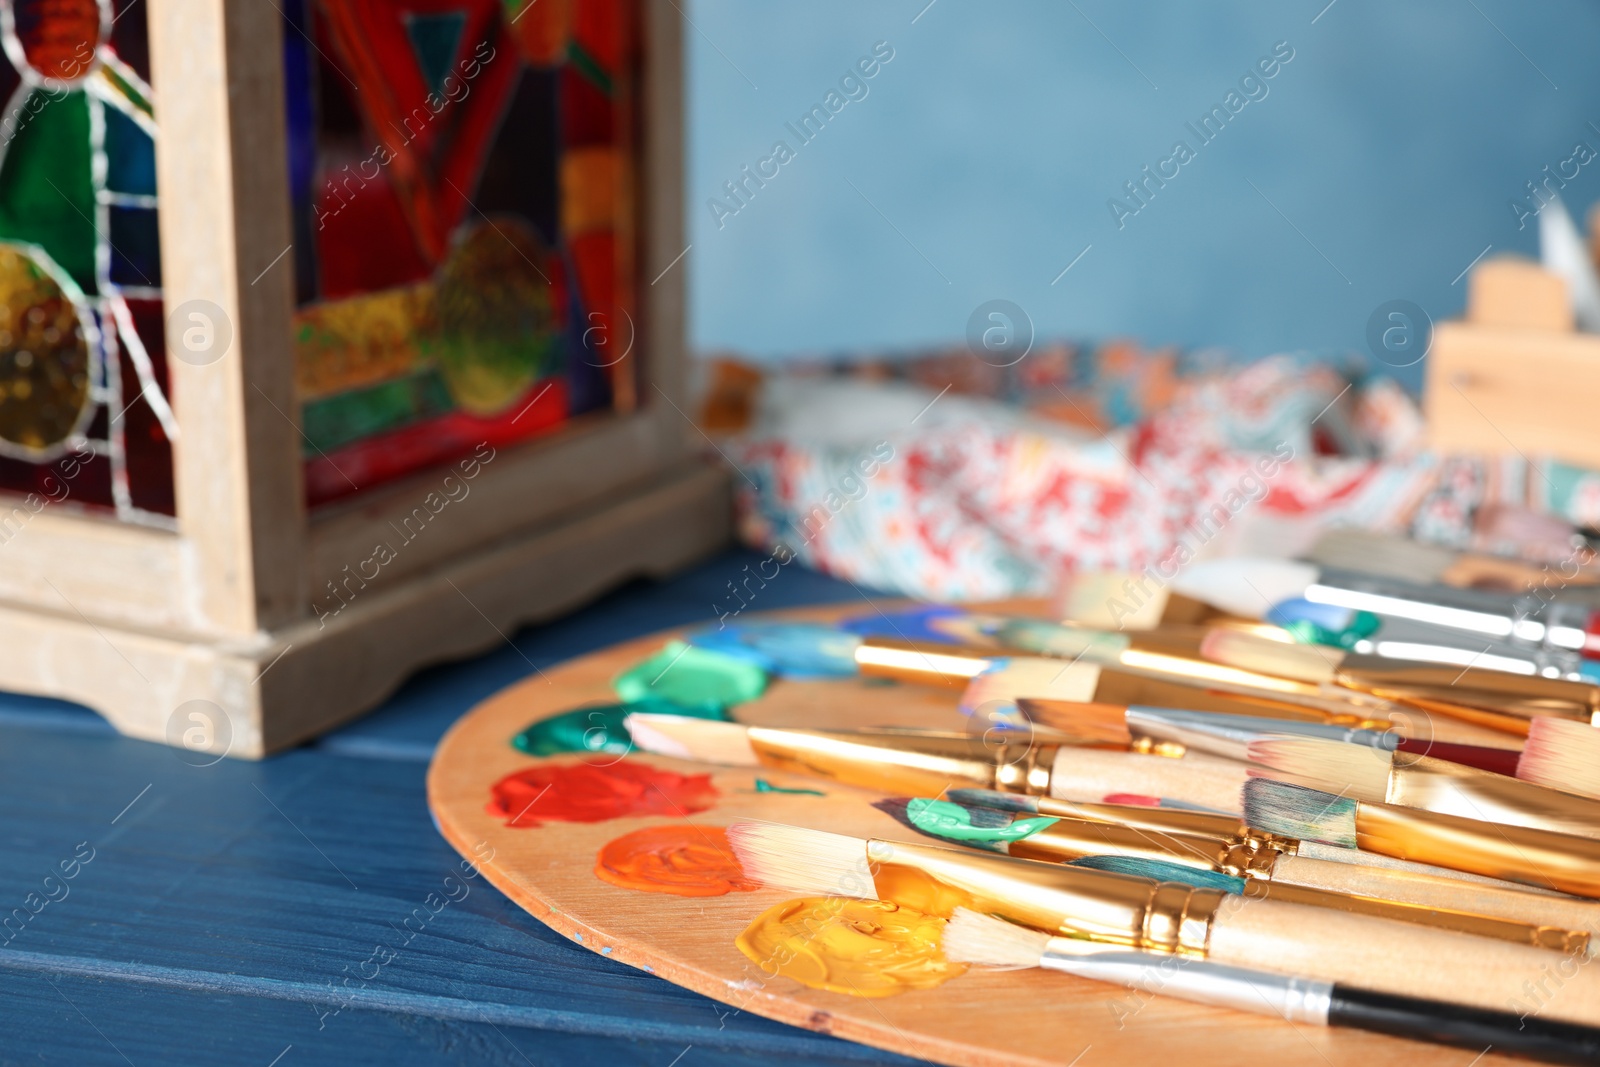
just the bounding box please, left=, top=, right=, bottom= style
left=0, top=0, right=176, bottom=525
left=284, top=0, right=641, bottom=507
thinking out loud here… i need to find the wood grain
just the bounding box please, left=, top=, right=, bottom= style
left=428, top=605, right=1539, bottom=1067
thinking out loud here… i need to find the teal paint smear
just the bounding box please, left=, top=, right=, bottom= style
left=1069, top=855, right=1246, bottom=893
left=612, top=640, right=769, bottom=714
left=905, top=798, right=1057, bottom=843
left=512, top=699, right=726, bottom=757
left=753, top=778, right=825, bottom=796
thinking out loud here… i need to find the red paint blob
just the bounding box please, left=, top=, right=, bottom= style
left=486, top=760, right=719, bottom=828
left=594, top=825, right=760, bottom=897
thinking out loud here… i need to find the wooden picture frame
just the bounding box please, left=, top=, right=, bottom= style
left=0, top=0, right=727, bottom=757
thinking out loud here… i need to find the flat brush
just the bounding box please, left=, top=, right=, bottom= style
left=943, top=907, right=1600, bottom=1065
left=1243, top=777, right=1600, bottom=900
left=1020, top=698, right=1521, bottom=771
left=1248, top=737, right=1600, bottom=839
left=727, top=821, right=1600, bottom=1025
left=857, top=635, right=1520, bottom=746
left=625, top=712, right=1250, bottom=812
left=872, top=796, right=1591, bottom=951
left=946, top=787, right=1573, bottom=896
left=1518, top=715, right=1600, bottom=800
left=1203, top=628, right=1600, bottom=724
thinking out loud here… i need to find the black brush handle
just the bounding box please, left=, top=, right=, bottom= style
left=1331, top=985, right=1600, bottom=1065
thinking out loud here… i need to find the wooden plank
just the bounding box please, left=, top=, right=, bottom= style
left=1425, top=322, right=1600, bottom=469
left=0, top=971, right=923, bottom=1067
left=1466, top=258, right=1572, bottom=331
left=0, top=723, right=917, bottom=1066
left=149, top=0, right=306, bottom=634
left=315, top=547, right=884, bottom=758
left=430, top=606, right=1543, bottom=1067
left=0, top=461, right=729, bottom=756
left=643, top=2, right=691, bottom=423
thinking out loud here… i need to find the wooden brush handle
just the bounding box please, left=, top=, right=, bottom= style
left=1210, top=897, right=1600, bottom=1027
left=1049, top=748, right=1246, bottom=814
left=1273, top=854, right=1600, bottom=941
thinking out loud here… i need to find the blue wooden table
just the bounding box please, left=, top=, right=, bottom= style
left=0, top=550, right=932, bottom=1067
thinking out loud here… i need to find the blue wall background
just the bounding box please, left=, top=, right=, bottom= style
left=684, top=0, right=1600, bottom=390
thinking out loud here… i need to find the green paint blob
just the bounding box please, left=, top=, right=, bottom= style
left=1284, top=610, right=1381, bottom=651
left=905, top=798, right=1058, bottom=843
left=612, top=641, right=769, bottom=713
left=512, top=699, right=725, bottom=757
left=754, top=778, right=826, bottom=797
left=1069, top=855, right=1246, bottom=894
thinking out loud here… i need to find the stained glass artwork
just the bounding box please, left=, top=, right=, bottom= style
left=287, top=0, right=642, bottom=506
left=0, top=0, right=175, bottom=523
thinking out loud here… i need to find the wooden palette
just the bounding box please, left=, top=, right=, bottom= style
left=427, top=604, right=1532, bottom=1067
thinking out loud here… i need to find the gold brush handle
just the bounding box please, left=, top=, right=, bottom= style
left=1245, top=875, right=1589, bottom=953
left=1272, top=853, right=1600, bottom=943
left=1209, top=897, right=1600, bottom=1027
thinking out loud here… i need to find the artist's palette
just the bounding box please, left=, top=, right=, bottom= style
left=427, top=604, right=1529, bottom=1067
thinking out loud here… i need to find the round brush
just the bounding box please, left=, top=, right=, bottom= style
left=942, top=908, right=1600, bottom=1064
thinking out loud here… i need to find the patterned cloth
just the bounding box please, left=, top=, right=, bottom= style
left=718, top=351, right=1600, bottom=602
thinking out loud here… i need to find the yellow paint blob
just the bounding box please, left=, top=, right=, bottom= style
left=734, top=897, right=966, bottom=998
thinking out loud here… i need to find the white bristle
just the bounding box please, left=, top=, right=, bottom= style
left=1518, top=716, right=1600, bottom=800
left=726, top=822, right=875, bottom=897
left=1200, top=629, right=1338, bottom=684
left=941, top=908, right=1049, bottom=969
left=1246, top=737, right=1391, bottom=802
left=1168, top=558, right=1317, bottom=620
left=623, top=714, right=759, bottom=766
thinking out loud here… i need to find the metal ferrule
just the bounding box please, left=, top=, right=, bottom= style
left=1004, top=816, right=1253, bottom=876
left=1336, top=656, right=1600, bottom=721
left=1385, top=755, right=1600, bottom=838
left=745, top=726, right=1058, bottom=798
left=1038, top=943, right=1334, bottom=1024
left=1353, top=800, right=1600, bottom=900
left=866, top=838, right=1226, bottom=956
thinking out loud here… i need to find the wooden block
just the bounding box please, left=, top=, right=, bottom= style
left=1466, top=258, right=1572, bottom=332
left=1425, top=321, right=1600, bottom=469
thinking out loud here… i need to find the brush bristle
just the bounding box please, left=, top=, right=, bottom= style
left=943, top=788, right=1043, bottom=814
left=623, top=714, right=759, bottom=766
left=940, top=907, right=1050, bottom=968
left=1517, top=716, right=1600, bottom=800
left=1068, top=855, right=1246, bottom=893
left=1246, top=737, right=1390, bottom=801
left=869, top=797, right=1015, bottom=851
left=725, top=822, right=874, bottom=897
left=1015, top=698, right=1132, bottom=744
left=1199, top=629, right=1338, bottom=684
left=1241, top=778, right=1359, bottom=846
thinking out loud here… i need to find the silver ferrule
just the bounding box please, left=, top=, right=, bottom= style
left=1040, top=942, right=1334, bottom=1025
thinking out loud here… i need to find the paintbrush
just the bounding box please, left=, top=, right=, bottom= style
left=945, top=787, right=1574, bottom=896
left=1247, top=737, right=1600, bottom=839
left=942, top=907, right=1600, bottom=1064
left=1242, top=778, right=1600, bottom=899
left=1172, top=556, right=1600, bottom=661
left=1202, top=628, right=1600, bottom=725
left=625, top=713, right=1250, bottom=812
left=872, top=795, right=1594, bottom=949
left=1019, top=698, right=1523, bottom=771
left=1518, top=716, right=1600, bottom=800
left=726, top=821, right=1600, bottom=1025
left=856, top=635, right=1524, bottom=745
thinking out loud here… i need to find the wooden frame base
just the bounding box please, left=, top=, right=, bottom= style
left=0, top=462, right=729, bottom=758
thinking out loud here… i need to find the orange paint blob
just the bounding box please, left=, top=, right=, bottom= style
left=486, top=760, right=719, bottom=828
left=594, top=825, right=760, bottom=897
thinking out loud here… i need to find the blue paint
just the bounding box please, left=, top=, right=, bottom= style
left=0, top=551, right=920, bottom=1066
left=688, top=1, right=1600, bottom=392
left=837, top=604, right=966, bottom=644
left=688, top=622, right=861, bottom=679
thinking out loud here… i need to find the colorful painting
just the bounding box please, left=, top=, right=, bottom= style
left=0, top=0, right=176, bottom=523
left=283, top=0, right=641, bottom=506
